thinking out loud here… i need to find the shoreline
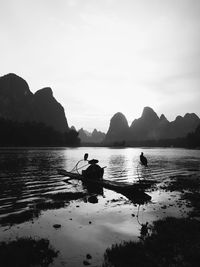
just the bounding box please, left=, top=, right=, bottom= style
left=102, top=173, right=200, bottom=266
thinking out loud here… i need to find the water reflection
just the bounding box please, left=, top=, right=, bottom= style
left=108, top=154, right=128, bottom=181
left=0, top=147, right=200, bottom=227
left=82, top=180, right=104, bottom=197
left=1, top=147, right=200, bottom=267
left=0, top=149, right=73, bottom=226
left=136, top=164, right=153, bottom=181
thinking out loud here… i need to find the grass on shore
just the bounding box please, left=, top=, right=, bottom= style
left=103, top=174, right=200, bottom=267
left=103, top=217, right=200, bottom=267
left=162, top=174, right=200, bottom=218
left=0, top=237, right=58, bottom=267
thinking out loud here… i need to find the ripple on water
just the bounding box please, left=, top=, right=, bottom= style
left=0, top=148, right=200, bottom=221
left=0, top=147, right=200, bottom=266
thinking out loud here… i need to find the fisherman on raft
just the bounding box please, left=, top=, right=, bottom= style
left=82, top=159, right=104, bottom=180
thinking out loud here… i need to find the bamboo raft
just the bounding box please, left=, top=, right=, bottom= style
left=57, top=169, right=152, bottom=203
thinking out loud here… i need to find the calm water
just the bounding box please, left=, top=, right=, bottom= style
left=0, top=147, right=200, bottom=266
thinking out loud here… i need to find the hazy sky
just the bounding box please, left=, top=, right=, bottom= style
left=1, top=0, right=200, bottom=132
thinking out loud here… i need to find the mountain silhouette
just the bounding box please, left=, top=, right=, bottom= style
left=1, top=74, right=199, bottom=147
left=78, top=128, right=105, bottom=143
left=187, top=123, right=200, bottom=148
left=104, top=107, right=200, bottom=144
left=104, top=112, right=129, bottom=143
left=168, top=113, right=200, bottom=139
left=0, top=73, right=68, bottom=132
left=129, top=107, right=160, bottom=141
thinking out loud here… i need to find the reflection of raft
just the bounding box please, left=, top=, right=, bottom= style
left=57, top=169, right=152, bottom=204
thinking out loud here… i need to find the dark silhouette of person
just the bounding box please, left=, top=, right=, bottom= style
left=140, top=152, right=148, bottom=167
left=82, top=159, right=104, bottom=180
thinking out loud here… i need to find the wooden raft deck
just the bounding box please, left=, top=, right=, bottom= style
left=57, top=169, right=152, bottom=203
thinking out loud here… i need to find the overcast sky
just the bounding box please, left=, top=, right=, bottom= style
left=1, top=0, right=200, bottom=132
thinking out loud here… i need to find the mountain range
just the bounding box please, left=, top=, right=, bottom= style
left=104, top=107, right=200, bottom=144
left=78, top=128, right=105, bottom=143
left=0, top=73, right=199, bottom=147
left=0, top=73, right=68, bottom=133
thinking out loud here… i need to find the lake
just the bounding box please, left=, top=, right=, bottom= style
left=0, top=147, right=200, bottom=267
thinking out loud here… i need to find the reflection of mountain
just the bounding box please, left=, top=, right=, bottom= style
left=104, top=107, right=200, bottom=144
left=79, top=128, right=105, bottom=143
left=0, top=73, right=68, bottom=133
